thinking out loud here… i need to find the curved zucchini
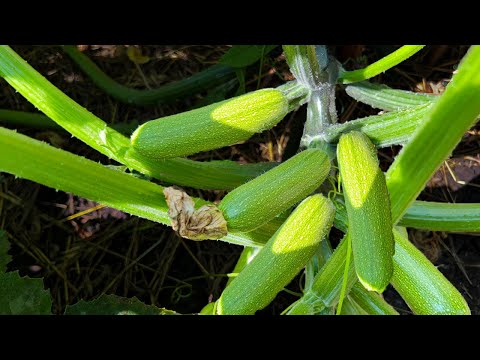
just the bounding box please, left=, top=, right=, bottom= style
left=131, top=88, right=288, bottom=159
left=217, top=194, right=335, bottom=315
left=218, top=148, right=331, bottom=233
left=391, top=227, right=470, bottom=315
left=337, top=131, right=394, bottom=292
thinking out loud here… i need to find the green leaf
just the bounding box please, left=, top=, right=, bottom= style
left=0, top=230, right=52, bottom=315
left=65, top=294, right=177, bottom=315
left=220, top=45, right=277, bottom=68
left=0, top=230, right=11, bottom=272
left=0, top=272, right=52, bottom=315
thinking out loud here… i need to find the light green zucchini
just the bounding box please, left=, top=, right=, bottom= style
left=218, top=148, right=331, bottom=233
left=337, top=131, right=394, bottom=292
left=216, top=194, right=335, bottom=315
left=391, top=227, right=470, bottom=315
left=131, top=88, right=288, bottom=159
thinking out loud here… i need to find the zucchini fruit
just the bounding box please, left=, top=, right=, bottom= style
left=131, top=88, right=288, bottom=159
left=337, top=131, right=394, bottom=292
left=216, top=194, right=335, bottom=315
left=219, top=148, right=331, bottom=233
left=391, top=227, right=470, bottom=315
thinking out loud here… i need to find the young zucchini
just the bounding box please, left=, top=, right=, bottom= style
left=216, top=194, right=335, bottom=315
left=218, top=148, right=331, bottom=233
left=391, top=227, right=470, bottom=315
left=337, top=131, right=394, bottom=292
left=131, top=88, right=289, bottom=159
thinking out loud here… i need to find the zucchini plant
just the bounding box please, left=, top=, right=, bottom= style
left=0, top=44, right=479, bottom=315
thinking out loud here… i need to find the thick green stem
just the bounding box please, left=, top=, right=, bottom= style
left=338, top=45, right=426, bottom=84
left=283, top=45, right=330, bottom=86
left=345, top=81, right=435, bottom=111
left=337, top=195, right=480, bottom=233
left=283, top=45, right=339, bottom=146
left=323, top=102, right=433, bottom=148
left=400, top=201, right=480, bottom=232
left=277, top=81, right=310, bottom=111
left=386, top=45, right=480, bottom=223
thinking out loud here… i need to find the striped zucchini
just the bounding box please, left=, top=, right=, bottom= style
left=391, top=227, right=470, bottom=315
left=131, top=88, right=288, bottom=159
left=337, top=131, right=394, bottom=292
left=217, top=194, right=335, bottom=315
left=218, top=148, right=331, bottom=233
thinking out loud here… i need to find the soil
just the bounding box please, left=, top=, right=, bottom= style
left=1, top=45, right=479, bottom=315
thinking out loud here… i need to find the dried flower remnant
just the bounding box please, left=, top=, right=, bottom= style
left=163, top=186, right=228, bottom=241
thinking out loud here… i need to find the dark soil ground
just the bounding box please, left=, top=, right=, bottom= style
left=1, top=45, right=479, bottom=315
